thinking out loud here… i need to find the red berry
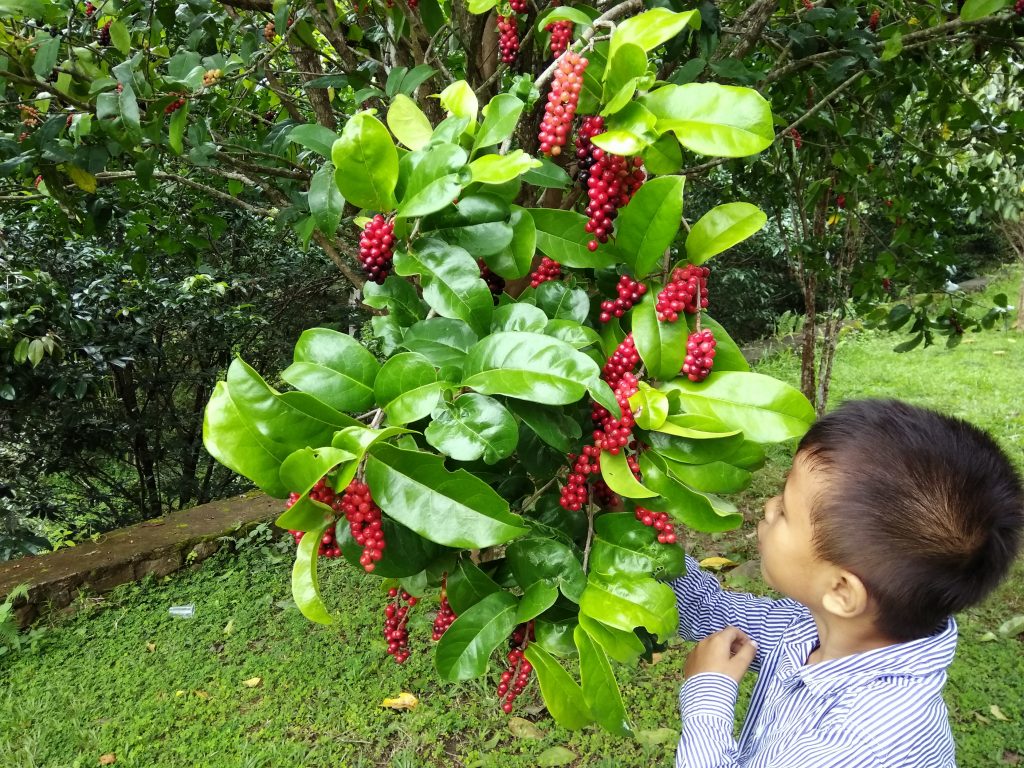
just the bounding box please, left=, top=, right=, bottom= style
left=340, top=480, right=388, bottom=572
left=868, top=8, right=880, bottom=30
left=98, top=20, right=111, bottom=46
left=599, top=275, right=647, bottom=323
left=358, top=215, right=395, bottom=285
left=528, top=256, right=562, bottom=287
left=538, top=52, right=588, bottom=156
left=788, top=127, right=802, bottom=150
left=681, top=329, right=716, bottom=382
left=509, top=0, right=527, bottom=11
left=478, top=259, right=505, bottom=300
left=576, top=115, right=644, bottom=248
left=545, top=19, right=574, bottom=58
left=655, top=265, right=709, bottom=323
left=496, top=15, right=520, bottom=65
left=636, top=506, right=678, bottom=545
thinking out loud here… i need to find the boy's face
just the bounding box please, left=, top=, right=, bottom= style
left=757, top=451, right=833, bottom=606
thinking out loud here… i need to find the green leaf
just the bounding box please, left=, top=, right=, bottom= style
left=474, top=94, right=525, bottom=151
left=118, top=86, right=141, bottom=142
left=643, top=83, right=773, bottom=158
left=602, top=43, right=647, bottom=107
left=639, top=452, right=742, bottom=532
left=545, top=320, right=603, bottom=350
left=591, top=130, right=649, bottom=156
left=365, top=443, right=528, bottom=547
left=31, top=35, right=59, bottom=79
left=425, top=393, right=518, bottom=463
left=281, top=328, right=380, bottom=413
left=523, top=158, right=572, bottom=189
left=536, top=6, right=594, bottom=30
left=109, top=20, right=131, bottom=55
left=436, top=591, right=519, bottom=681
left=278, top=447, right=356, bottom=501
left=536, top=607, right=580, bottom=657
left=960, top=0, right=1010, bottom=21
left=292, top=517, right=334, bottom=625
left=646, top=422, right=744, bottom=465
left=331, top=112, right=398, bottom=211
left=589, top=512, right=685, bottom=579
left=447, top=558, right=501, bottom=614
left=399, top=317, right=478, bottom=370
left=524, top=644, right=594, bottom=730
left=462, top=332, right=600, bottom=405
left=535, top=282, right=589, bottom=324
left=659, top=371, right=815, bottom=443
left=881, top=31, right=903, bottom=61
left=492, top=303, right=549, bottom=333
left=288, top=124, right=339, bottom=158
left=168, top=100, right=188, bottom=155
left=529, top=209, right=618, bottom=268
left=632, top=293, right=689, bottom=381
left=394, top=239, right=494, bottom=336
left=518, top=582, right=560, bottom=623
left=600, top=450, right=657, bottom=499
left=641, top=133, right=683, bottom=175
left=578, top=613, right=644, bottom=665
left=509, top=401, right=582, bottom=453
left=507, top=538, right=587, bottom=602
left=309, top=162, right=345, bottom=236
left=420, top=194, right=514, bottom=257
left=685, top=203, right=766, bottom=265
left=579, top=572, right=677, bottom=642
left=387, top=94, right=433, bottom=150
left=373, top=352, right=443, bottom=425
left=486, top=206, right=535, bottom=279
left=363, top=276, right=429, bottom=326
left=575, top=626, right=632, bottom=736
left=439, top=80, right=479, bottom=123
left=397, top=143, right=467, bottom=217
left=615, top=176, right=684, bottom=278
left=469, top=151, right=541, bottom=184
left=661, top=457, right=751, bottom=494
left=608, top=8, right=700, bottom=60
left=628, top=382, right=669, bottom=431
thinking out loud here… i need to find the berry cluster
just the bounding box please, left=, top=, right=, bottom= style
left=263, top=21, right=275, bottom=42
left=496, top=15, right=519, bottom=64
left=836, top=192, right=846, bottom=209
left=285, top=479, right=342, bottom=558
left=546, top=19, right=574, bottom=58
left=202, top=68, right=223, bottom=87
left=407, top=0, right=419, bottom=8
left=581, top=137, right=645, bottom=250
left=340, top=480, right=386, bottom=572
left=655, top=265, right=709, bottom=322
left=478, top=259, right=505, bottom=300
left=682, top=329, right=717, bottom=382
left=560, top=445, right=601, bottom=511
left=85, top=1, right=95, bottom=16
left=591, top=372, right=639, bottom=454
left=384, top=588, right=417, bottom=664
left=165, top=97, right=187, bottom=115
left=498, top=622, right=535, bottom=713
left=1017, top=0, right=1024, bottom=15
left=802, top=0, right=814, bottom=9
left=359, top=214, right=395, bottom=284
left=432, top=577, right=457, bottom=641
left=788, top=127, right=802, bottom=150
left=509, top=0, right=527, bottom=11
left=602, top=334, right=640, bottom=389
left=529, top=256, right=562, bottom=287
left=599, top=275, right=647, bottom=323
left=98, top=20, right=111, bottom=46
left=635, top=506, right=678, bottom=544
left=538, top=52, right=588, bottom=156
left=868, top=8, right=880, bottom=30
left=575, top=115, right=604, bottom=186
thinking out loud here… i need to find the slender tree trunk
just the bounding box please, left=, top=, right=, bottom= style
left=1017, top=266, right=1024, bottom=332
left=111, top=365, right=161, bottom=517
left=799, top=273, right=817, bottom=407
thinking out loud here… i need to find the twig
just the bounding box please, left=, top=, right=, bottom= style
left=582, top=500, right=596, bottom=573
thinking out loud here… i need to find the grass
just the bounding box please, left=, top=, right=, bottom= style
left=1, top=269, right=1022, bottom=768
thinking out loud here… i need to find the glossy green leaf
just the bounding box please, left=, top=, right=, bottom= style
left=447, top=557, right=501, bottom=615
left=578, top=613, right=644, bottom=665
left=474, top=94, right=525, bottom=151
left=518, top=582, right=560, bottom=623
left=399, top=317, right=478, bottom=370
left=685, top=203, right=767, bottom=265
left=723, top=439, right=766, bottom=470
left=529, top=208, right=618, bottom=268
left=309, top=162, right=345, bottom=236
left=281, top=328, right=380, bottom=413
left=365, top=443, right=528, bottom=547
left=591, top=130, right=648, bottom=156
left=602, top=43, right=647, bottom=106
left=397, top=144, right=467, bottom=218
left=535, top=282, right=590, bottom=324
left=629, top=382, right=669, bottom=430
left=600, top=450, right=657, bottom=499
left=632, top=293, right=689, bottom=381
left=684, top=313, right=749, bottom=372
left=373, top=352, right=442, bottom=425
left=507, top=538, right=586, bottom=602
left=646, top=430, right=744, bottom=466
left=960, top=0, right=1011, bottom=21
left=425, top=393, right=518, bottom=463
left=118, top=86, right=141, bottom=142
left=659, top=371, right=815, bottom=443
left=363, top=276, right=429, bottom=326
left=469, top=151, right=541, bottom=184
left=278, top=447, right=356, bottom=502
left=642, top=133, right=683, bottom=175
left=31, top=35, right=59, bottom=78
left=662, top=457, right=751, bottom=494
left=615, top=176, right=685, bottom=279
left=492, top=303, right=549, bottom=333
left=292, top=518, right=334, bottom=625
left=608, top=8, right=700, bottom=60
left=536, top=6, right=594, bottom=30
left=639, top=452, right=742, bottom=532
left=289, top=124, right=339, bottom=158
left=579, top=572, right=677, bottom=642
left=588, top=378, right=622, bottom=419
left=462, top=332, right=600, bottom=405
left=523, top=158, right=572, bottom=189
left=575, top=626, right=632, bottom=736
left=420, top=194, right=514, bottom=257
left=387, top=93, right=433, bottom=150
left=439, top=80, right=479, bottom=123
left=643, top=83, right=773, bottom=158
left=589, top=512, right=684, bottom=579
left=331, top=112, right=398, bottom=211
left=524, top=643, right=594, bottom=730
left=168, top=100, right=188, bottom=155
left=544, top=320, right=603, bottom=350
left=509, top=400, right=582, bottom=453
left=436, top=591, right=519, bottom=681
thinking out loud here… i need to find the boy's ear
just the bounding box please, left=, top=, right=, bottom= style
left=821, top=568, right=870, bottom=619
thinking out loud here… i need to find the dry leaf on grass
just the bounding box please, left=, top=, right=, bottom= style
left=99, top=754, right=116, bottom=765
left=194, top=690, right=210, bottom=700
left=699, top=557, right=738, bottom=571
left=508, top=717, right=545, bottom=739
left=146, top=642, right=156, bottom=653
left=989, top=705, right=1010, bottom=722
left=242, top=677, right=262, bottom=688
left=381, top=692, right=418, bottom=710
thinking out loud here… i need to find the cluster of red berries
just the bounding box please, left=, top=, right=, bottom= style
left=683, top=329, right=717, bottom=382
left=529, top=256, right=561, bottom=287
left=577, top=116, right=645, bottom=250
left=538, top=51, right=588, bottom=156
left=802, top=0, right=814, bottom=9
left=165, top=97, right=186, bottom=115
left=655, top=265, right=709, bottom=322
left=836, top=192, right=846, bottom=209
left=285, top=479, right=343, bottom=558
left=560, top=444, right=601, bottom=510
left=496, top=15, right=519, bottom=64
left=85, top=2, right=95, bottom=16
left=1016, top=0, right=1024, bottom=15
left=635, top=506, right=678, bottom=544
left=384, top=588, right=417, bottom=664
left=591, top=372, right=638, bottom=454
left=575, top=115, right=604, bottom=185
left=407, top=0, right=419, bottom=8
left=788, top=127, right=802, bottom=150
left=602, top=333, right=640, bottom=389
left=339, top=479, right=386, bottom=572
left=546, top=19, right=574, bottom=57
left=432, top=577, right=457, bottom=641
left=498, top=622, right=535, bottom=713
left=509, top=0, right=527, bottom=11
left=478, top=259, right=505, bottom=300
left=599, top=275, right=647, bottom=323
left=868, top=8, right=880, bottom=30
left=359, top=214, right=395, bottom=284
left=98, top=20, right=111, bottom=46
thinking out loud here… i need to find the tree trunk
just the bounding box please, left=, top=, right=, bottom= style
left=111, top=365, right=161, bottom=517
left=799, top=272, right=817, bottom=407
left=1017, top=266, right=1024, bottom=332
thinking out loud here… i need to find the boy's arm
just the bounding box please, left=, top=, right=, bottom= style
left=672, top=554, right=804, bottom=666
left=676, top=675, right=886, bottom=768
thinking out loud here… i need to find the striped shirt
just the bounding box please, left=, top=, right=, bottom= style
left=671, top=555, right=958, bottom=768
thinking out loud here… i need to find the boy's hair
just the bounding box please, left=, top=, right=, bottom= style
left=797, top=399, right=1023, bottom=642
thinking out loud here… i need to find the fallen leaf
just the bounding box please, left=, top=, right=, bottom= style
left=989, top=705, right=1010, bottom=722
left=978, top=632, right=998, bottom=643
left=242, top=677, right=262, bottom=688
left=99, top=754, right=116, bottom=765
left=174, top=690, right=186, bottom=697
left=649, top=651, right=666, bottom=665
left=223, top=619, right=235, bottom=635
left=700, top=556, right=738, bottom=571
left=381, top=692, right=418, bottom=710
left=636, top=727, right=678, bottom=749
left=194, top=690, right=210, bottom=700
left=993, top=350, right=1007, bottom=356
left=146, top=642, right=156, bottom=652
left=537, top=746, right=576, bottom=766
left=508, top=717, right=545, bottom=739
left=975, top=712, right=991, bottom=725
left=997, top=615, right=1024, bottom=638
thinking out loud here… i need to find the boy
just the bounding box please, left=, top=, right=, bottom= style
left=671, top=399, right=1023, bottom=767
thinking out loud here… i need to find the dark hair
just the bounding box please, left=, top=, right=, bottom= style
left=798, top=399, right=1023, bottom=642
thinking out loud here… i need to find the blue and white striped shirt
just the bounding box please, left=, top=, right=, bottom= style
left=671, top=555, right=958, bottom=768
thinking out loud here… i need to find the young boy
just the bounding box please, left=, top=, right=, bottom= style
left=671, top=399, right=1023, bottom=768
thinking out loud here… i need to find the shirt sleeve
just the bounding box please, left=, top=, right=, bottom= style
left=671, top=555, right=806, bottom=667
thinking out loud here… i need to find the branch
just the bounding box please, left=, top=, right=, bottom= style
left=312, top=230, right=365, bottom=289
left=92, top=170, right=276, bottom=216
left=217, top=0, right=272, bottom=10
left=0, top=70, right=90, bottom=110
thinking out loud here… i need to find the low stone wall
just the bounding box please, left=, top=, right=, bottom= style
left=0, top=492, right=281, bottom=628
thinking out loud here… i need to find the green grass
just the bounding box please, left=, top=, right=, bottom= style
left=2, top=272, right=1022, bottom=768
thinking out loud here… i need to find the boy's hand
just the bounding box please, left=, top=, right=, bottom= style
left=683, top=626, right=758, bottom=684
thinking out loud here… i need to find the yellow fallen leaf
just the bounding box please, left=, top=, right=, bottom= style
left=649, top=652, right=666, bottom=665
left=194, top=690, right=210, bottom=700
left=224, top=619, right=235, bottom=635
left=381, top=692, right=418, bottom=710
left=508, top=716, right=545, bottom=739
left=242, top=677, right=262, bottom=688
left=146, top=642, right=156, bottom=653
left=174, top=690, right=186, bottom=697
left=99, top=754, right=116, bottom=765
left=989, top=705, right=1010, bottom=722
left=827, top=213, right=840, bottom=226
left=700, top=557, right=738, bottom=571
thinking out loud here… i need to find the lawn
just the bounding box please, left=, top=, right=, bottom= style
left=2, top=271, right=1022, bottom=768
